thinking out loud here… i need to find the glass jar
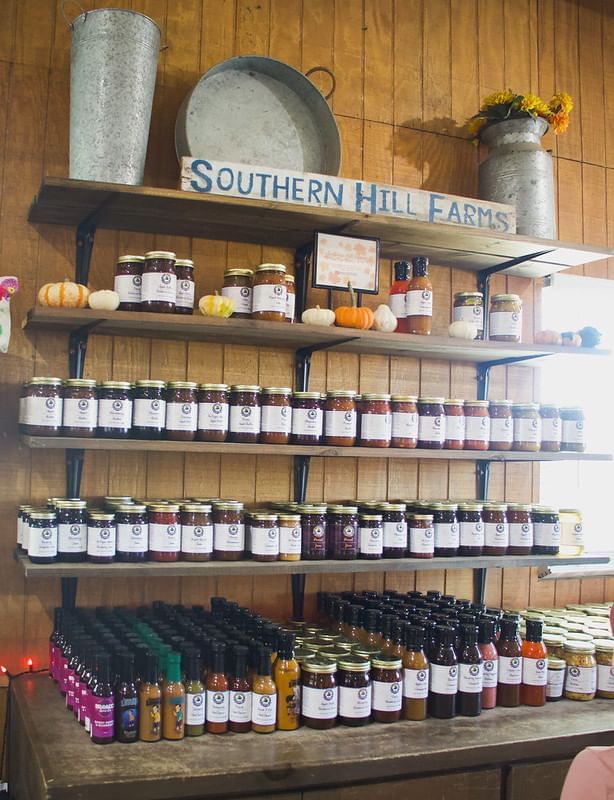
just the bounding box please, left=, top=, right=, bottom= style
left=532, top=506, right=560, bottom=556
left=62, top=379, right=98, bottom=437
left=512, top=403, right=541, bottom=452
left=174, top=258, right=195, bottom=315
left=285, top=274, right=295, bottom=323
left=17, top=505, right=33, bottom=552
left=147, top=503, right=180, bottom=562
left=165, top=381, right=197, bottom=441
left=564, top=641, right=597, bottom=701
left=291, top=392, right=323, bottom=445
left=28, top=510, right=58, bottom=564
left=540, top=404, right=561, bottom=452
left=464, top=400, right=490, bottom=451
left=97, top=381, right=133, bottom=438
left=249, top=513, right=279, bottom=562
left=359, top=394, right=391, bottom=448
left=488, top=293, right=522, bottom=342
left=543, top=634, right=566, bottom=660
left=278, top=513, right=302, bottom=562
left=358, top=514, right=383, bottom=560
left=489, top=400, right=513, bottom=451
left=337, top=655, right=371, bottom=726
left=453, top=291, right=484, bottom=338
left=229, top=385, right=261, bottom=444
left=432, top=502, right=459, bottom=557
left=390, top=395, right=418, bottom=448
left=21, top=378, right=63, bottom=436
left=114, top=255, right=144, bottom=311
left=594, top=639, right=614, bottom=699
left=546, top=656, right=566, bottom=701
left=408, top=513, right=434, bottom=558
left=559, top=508, right=584, bottom=556
left=301, top=659, right=337, bottom=729
left=260, top=387, right=292, bottom=445
left=131, top=380, right=166, bottom=439
left=324, top=391, right=357, bottom=447
left=457, top=502, right=484, bottom=556
left=327, top=505, right=358, bottom=560
left=222, top=269, right=253, bottom=319
left=141, top=250, right=177, bottom=313
left=298, top=504, right=327, bottom=560
left=443, top=399, right=465, bottom=450
left=213, top=501, right=245, bottom=561
left=371, top=655, right=402, bottom=722
left=417, top=397, right=445, bottom=449
left=561, top=407, right=586, bottom=452
left=181, top=503, right=213, bottom=562
left=482, top=502, right=508, bottom=556
left=56, top=499, right=87, bottom=562
left=115, top=503, right=148, bottom=562
left=252, top=263, right=287, bottom=322
left=507, top=504, right=533, bottom=555
left=197, top=384, right=229, bottom=443
left=378, top=503, right=407, bottom=558
left=87, top=511, right=116, bottom=564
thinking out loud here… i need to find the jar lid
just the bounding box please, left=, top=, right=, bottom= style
left=337, top=654, right=370, bottom=671
left=560, top=406, right=584, bottom=412
left=213, top=501, right=244, bottom=510
left=353, top=645, right=382, bottom=657
left=293, top=391, right=322, bottom=400
left=359, top=514, right=383, bottom=521
left=29, top=377, right=63, bottom=385
left=438, top=501, right=458, bottom=511
left=540, top=404, right=559, bottom=411
left=418, top=396, right=445, bottom=403
left=547, top=656, right=566, bottom=669
left=507, top=503, right=532, bottom=511
left=559, top=508, right=582, bottom=515
left=543, top=633, right=566, bottom=645
left=174, top=258, right=194, bottom=268
left=454, top=291, right=483, bottom=300
left=88, top=511, right=116, bottom=521
left=371, top=655, right=402, bottom=669
left=100, top=381, right=132, bottom=389
left=19, top=504, right=35, bottom=511
left=198, top=383, right=228, bottom=391
left=147, top=503, right=180, bottom=513
left=491, top=293, right=521, bottom=302
left=565, top=632, right=593, bottom=642
left=594, top=639, right=614, bottom=651
left=134, top=380, right=167, bottom=389
left=357, top=500, right=380, bottom=508
left=512, top=403, right=539, bottom=411
left=326, top=390, right=357, bottom=398
left=300, top=658, right=337, bottom=674
left=104, top=495, right=133, bottom=502
left=64, top=378, right=97, bottom=388
left=295, top=648, right=316, bottom=663
left=167, top=381, right=198, bottom=389
left=458, top=502, right=483, bottom=511
left=296, top=504, right=327, bottom=513
left=144, top=250, right=176, bottom=260
left=278, top=513, right=301, bottom=523
left=361, top=393, right=391, bottom=401
left=286, top=275, right=295, bottom=284
left=230, top=385, right=262, bottom=393
left=262, top=387, right=292, bottom=395
left=483, top=502, right=507, bottom=511
left=464, top=400, right=489, bottom=408
left=377, top=503, right=406, bottom=512
left=407, top=513, right=434, bottom=521
left=224, top=268, right=254, bottom=277
left=391, top=395, right=418, bottom=402
left=564, top=641, right=595, bottom=653
left=255, top=263, right=287, bottom=273
left=117, top=504, right=147, bottom=513
left=532, top=505, right=557, bottom=514
left=489, top=399, right=513, bottom=406
left=55, top=500, right=87, bottom=509
left=444, top=399, right=465, bottom=406
left=251, top=512, right=278, bottom=522
left=29, top=510, right=57, bottom=520
left=327, top=505, right=358, bottom=514
left=180, top=503, right=212, bottom=513
left=117, top=254, right=145, bottom=263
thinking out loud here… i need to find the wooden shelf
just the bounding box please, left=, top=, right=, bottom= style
left=28, top=177, right=614, bottom=277
left=14, top=551, right=609, bottom=579
left=22, top=307, right=611, bottom=364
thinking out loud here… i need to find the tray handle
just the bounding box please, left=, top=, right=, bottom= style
left=305, top=66, right=336, bottom=100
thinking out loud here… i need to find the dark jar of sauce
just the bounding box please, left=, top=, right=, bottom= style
left=379, top=503, right=407, bottom=558
left=358, top=514, right=383, bottom=560
left=213, top=501, right=245, bottom=561
left=532, top=506, right=560, bottom=555
left=197, top=384, right=229, bottom=443
left=147, top=503, right=180, bottom=562
left=249, top=512, right=279, bottom=562
left=174, top=258, right=195, bottom=315
left=457, top=502, right=484, bottom=556
left=28, top=510, right=58, bottom=564
left=337, top=655, right=371, bottom=726
left=489, top=400, right=513, bottom=451
left=482, top=502, right=508, bottom=556
left=327, top=505, right=358, bottom=560
left=540, top=404, right=561, bottom=452
left=87, top=511, right=116, bottom=564
left=428, top=626, right=458, bottom=719
left=463, top=400, right=490, bottom=451
left=359, top=394, right=392, bottom=448
left=141, top=250, right=177, bottom=313
left=229, top=385, right=261, bottom=444
left=298, top=504, right=327, bottom=560
left=371, top=655, right=402, bottom=722
left=56, top=499, right=87, bottom=562
left=560, top=407, right=586, bottom=452
left=132, top=380, right=166, bottom=439
left=324, top=391, right=357, bottom=447
left=391, top=395, right=418, bottom=448
left=507, top=504, right=533, bottom=555
left=165, top=381, right=198, bottom=441
left=417, top=397, right=445, bottom=449
left=444, top=399, right=465, bottom=450
left=97, top=381, right=133, bottom=438
left=432, top=502, right=459, bottom=557
left=291, top=392, right=323, bottom=445
left=115, top=503, right=148, bottom=562
left=180, top=503, right=213, bottom=562
left=260, top=387, right=292, bottom=445
left=114, top=255, right=144, bottom=311
left=221, top=269, right=253, bottom=319
left=21, top=378, right=63, bottom=436
left=301, top=659, right=337, bottom=729
left=62, top=379, right=98, bottom=437
left=408, top=513, right=434, bottom=558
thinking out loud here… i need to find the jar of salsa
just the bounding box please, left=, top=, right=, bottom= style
left=260, top=387, right=292, bottom=445
left=371, top=655, right=402, bottom=722
left=56, top=499, right=87, bottom=562
left=327, top=505, right=358, bottom=560
left=229, top=385, right=261, bottom=444
left=97, top=381, right=133, bottom=438
left=141, top=251, right=177, bottom=313
left=507, top=504, right=533, bottom=555
left=453, top=292, right=484, bottom=338
left=87, top=511, right=116, bottom=564
left=391, top=396, right=418, bottom=448
left=285, top=274, right=296, bottom=323
left=291, top=392, right=323, bottom=445
left=115, top=503, right=148, bottom=562
left=301, top=658, right=337, bottom=729
left=147, top=503, right=180, bottom=562
left=325, top=391, right=357, bottom=447
left=358, top=514, right=383, bottom=559
left=443, top=399, right=465, bottom=450
left=180, top=503, right=213, bottom=562
left=464, top=400, right=490, bottom=451
left=432, top=502, right=459, bottom=557
left=489, top=400, right=513, bottom=451
left=174, top=258, right=195, bottom=315
left=298, top=504, right=327, bottom=560
left=62, top=379, right=98, bottom=437
left=252, top=263, right=287, bottom=322
left=165, top=381, right=198, bottom=441
left=418, top=397, right=445, bottom=449
left=532, top=506, right=560, bottom=555
left=337, top=655, right=371, bottom=726
left=213, top=501, right=245, bottom=561
left=359, top=394, right=391, bottom=448
left=132, top=380, right=166, bottom=439
left=114, top=255, right=144, bottom=311
left=197, top=384, right=229, bottom=442
left=540, top=404, right=561, bottom=452
left=28, top=510, right=58, bottom=564
left=278, top=513, right=302, bottom=561
left=379, top=503, right=407, bottom=558
left=561, top=407, right=586, bottom=452
left=222, top=269, right=253, bottom=319
left=457, top=502, right=484, bottom=556
left=21, top=378, right=63, bottom=436
left=512, top=403, right=541, bottom=452
left=249, top=513, right=279, bottom=562
left=408, top=513, right=434, bottom=558
left=488, top=293, right=522, bottom=342
left=482, top=502, right=508, bottom=556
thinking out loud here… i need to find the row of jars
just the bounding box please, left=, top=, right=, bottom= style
left=19, top=378, right=587, bottom=452
left=452, top=292, right=523, bottom=343
left=20, top=497, right=579, bottom=564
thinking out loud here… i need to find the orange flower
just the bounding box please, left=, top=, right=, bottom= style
left=549, top=111, right=570, bottom=134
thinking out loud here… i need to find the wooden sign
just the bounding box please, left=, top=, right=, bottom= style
left=181, top=157, right=516, bottom=234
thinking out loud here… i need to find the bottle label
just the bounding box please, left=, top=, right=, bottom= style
left=251, top=525, right=280, bottom=556
left=391, top=411, right=418, bottom=440
left=58, top=523, right=87, bottom=554
left=541, top=417, right=561, bottom=443
left=133, top=397, right=166, bottom=429
left=459, top=520, right=484, bottom=547
left=229, top=690, right=251, bottom=723
left=409, top=525, right=434, bottom=555
left=489, top=309, right=522, bottom=338
left=86, top=526, right=116, bottom=557
left=372, top=679, right=402, bottom=712
left=292, top=407, right=323, bottom=437
left=117, top=522, right=148, bottom=553
left=418, top=415, right=445, bottom=444
left=389, top=293, right=406, bottom=319
left=214, top=523, right=245, bottom=552
left=186, top=691, right=206, bottom=725
left=286, top=291, right=296, bottom=321
left=498, top=655, right=522, bottom=684
left=562, top=419, right=585, bottom=445
left=206, top=689, right=229, bottom=723
left=148, top=522, right=180, bottom=553
left=117, top=696, right=138, bottom=739
left=279, top=525, right=302, bottom=555
left=338, top=685, right=372, bottom=717
left=434, top=522, right=459, bottom=549
left=454, top=304, right=483, bottom=328
left=514, top=417, right=541, bottom=444
left=406, top=288, right=433, bottom=317
left=222, top=285, right=252, bottom=314
left=90, top=696, right=114, bottom=739
left=383, top=520, right=407, bottom=549
left=63, top=397, right=97, bottom=429
left=403, top=666, right=429, bottom=699
left=114, top=273, right=142, bottom=304
left=429, top=663, right=458, bottom=695
left=484, top=522, right=509, bottom=548
left=465, top=415, right=490, bottom=443
left=359, top=526, right=383, bottom=555
left=141, top=271, right=177, bottom=304
left=534, top=522, right=561, bottom=547
left=445, top=415, right=465, bottom=443
left=566, top=664, right=596, bottom=695
left=360, top=412, right=391, bottom=442
left=166, top=401, right=197, bottom=432
left=482, top=658, right=498, bottom=688
left=597, top=664, right=614, bottom=693
left=458, top=662, right=483, bottom=693
left=181, top=524, right=213, bottom=555
left=24, top=395, right=63, bottom=428
left=490, top=416, right=513, bottom=443
left=251, top=692, right=277, bottom=726
left=572, top=522, right=584, bottom=546
left=522, top=656, right=547, bottom=686
left=176, top=278, right=195, bottom=309
left=509, top=522, right=533, bottom=548
left=252, top=283, right=287, bottom=314
left=301, top=685, right=338, bottom=719
left=546, top=667, right=565, bottom=698
left=98, top=398, right=133, bottom=430
left=261, top=404, right=291, bottom=434
left=230, top=404, right=261, bottom=435
left=325, top=409, right=356, bottom=439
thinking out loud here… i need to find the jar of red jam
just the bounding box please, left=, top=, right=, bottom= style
left=115, top=504, right=148, bottom=562
left=114, top=255, right=144, bottom=311
left=252, top=263, right=287, bottom=322
left=359, top=394, right=391, bottom=448
left=391, top=395, right=418, bottom=448
left=301, top=659, right=337, bottom=729
left=337, top=655, right=371, bottom=726
left=97, top=381, right=133, bottom=438
left=371, top=655, right=402, bottom=722
left=298, top=504, right=327, bottom=560
left=457, top=502, right=484, bottom=556
left=260, top=387, right=292, bottom=445
left=62, top=379, right=98, bottom=437
left=489, top=400, right=513, bottom=451
left=174, top=258, right=195, bottom=314
left=213, top=501, right=245, bottom=561
left=507, top=503, right=533, bottom=555
left=378, top=503, right=407, bottom=558
left=443, top=399, right=465, bottom=450
left=482, top=502, right=508, bottom=556
left=56, top=499, right=87, bottom=562
left=325, top=391, right=357, bottom=447
left=561, top=407, right=586, bottom=452
left=431, top=502, right=459, bottom=557
left=28, top=510, right=58, bottom=564
left=180, top=503, right=213, bottom=562
left=540, top=405, right=561, bottom=452
left=464, top=400, right=490, bottom=450
left=222, top=269, right=253, bottom=319
left=197, top=384, right=229, bottom=442
left=408, top=513, right=434, bottom=558
left=147, top=503, right=180, bottom=562
left=21, top=378, right=63, bottom=436
left=229, top=385, right=261, bottom=444
left=327, top=505, right=358, bottom=560
left=87, top=511, right=116, bottom=564
left=132, top=380, right=166, bottom=439
left=291, top=392, right=323, bottom=444
left=359, top=514, right=383, bottom=560
left=141, top=250, right=177, bottom=313
left=249, top=512, right=279, bottom=562
left=417, top=397, right=445, bottom=449
left=166, top=381, right=198, bottom=441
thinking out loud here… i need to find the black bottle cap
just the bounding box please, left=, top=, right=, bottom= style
left=500, top=619, right=519, bottom=640
left=143, top=652, right=159, bottom=684
left=437, top=625, right=456, bottom=647
left=257, top=647, right=272, bottom=677
left=393, top=260, right=409, bottom=281
left=405, top=625, right=425, bottom=650
left=117, top=652, right=135, bottom=683
left=380, top=614, right=396, bottom=639
left=231, top=644, right=249, bottom=678
left=461, top=624, right=478, bottom=645
left=478, top=619, right=496, bottom=645
left=277, top=633, right=296, bottom=659
left=525, top=619, right=544, bottom=643
left=210, top=640, right=226, bottom=674
left=391, top=619, right=406, bottom=643
left=441, top=594, right=457, bottom=605
left=95, top=652, right=111, bottom=684
left=345, top=604, right=363, bottom=626
left=411, top=255, right=429, bottom=272
left=363, top=608, right=381, bottom=631
left=262, top=623, right=280, bottom=651
left=186, top=654, right=202, bottom=682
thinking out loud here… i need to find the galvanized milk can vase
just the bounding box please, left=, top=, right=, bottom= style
left=63, top=3, right=161, bottom=185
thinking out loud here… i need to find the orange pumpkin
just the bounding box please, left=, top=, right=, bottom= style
left=38, top=280, right=90, bottom=308
left=334, top=283, right=374, bottom=330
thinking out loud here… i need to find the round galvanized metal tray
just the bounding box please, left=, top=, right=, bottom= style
left=175, top=55, right=341, bottom=175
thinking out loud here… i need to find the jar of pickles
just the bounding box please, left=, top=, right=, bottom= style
left=512, top=403, right=541, bottom=452
left=390, top=396, right=418, bottom=448
left=564, top=641, right=597, bottom=701
left=453, top=292, right=484, bottom=338
left=488, top=293, right=522, bottom=342
left=489, top=400, right=513, bottom=451
left=540, top=405, right=561, bottom=452
left=443, top=400, right=465, bottom=450
left=463, top=400, right=490, bottom=451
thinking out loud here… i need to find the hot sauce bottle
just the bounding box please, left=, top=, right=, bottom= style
left=138, top=652, right=162, bottom=742
left=388, top=260, right=409, bottom=333
left=406, top=255, right=433, bottom=335
left=229, top=645, right=252, bottom=733
left=162, top=652, right=185, bottom=740
left=402, top=625, right=429, bottom=721
left=478, top=618, right=498, bottom=710
left=206, top=642, right=229, bottom=734
left=185, top=654, right=205, bottom=737
left=251, top=647, right=277, bottom=734
left=428, top=626, right=458, bottom=719
left=274, top=633, right=300, bottom=731
left=520, top=619, right=547, bottom=707
left=457, top=625, right=483, bottom=717
left=114, top=652, right=138, bottom=743
left=497, top=619, right=522, bottom=707
left=90, top=653, right=115, bottom=745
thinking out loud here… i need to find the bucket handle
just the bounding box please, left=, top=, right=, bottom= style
left=61, top=0, right=87, bottom=30
left=305, top=66, right=336, bottom=100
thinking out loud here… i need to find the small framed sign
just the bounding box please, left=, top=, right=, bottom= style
left=312, top=232, right=380, bottom=294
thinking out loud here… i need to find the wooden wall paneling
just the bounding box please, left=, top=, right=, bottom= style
left=269, top=0, right=302, bottom=68
left=393, top=0, right=422, bottom=129
left=554, top=0, right=582, bottom=162
left=582, top=164, right=608, bottom=278
left=332, top=0, right=364, bottom=120
left=608, top=169, right=614, bottom=280
left=301, top=0, right=334, bottom=111
left=503, top=0, right=532, bottom=92
left=0, top=0, right=16, bottom=64
left=477, top=0, right=505, bottom=95
left=450, top=0, right=478, bottom=137
left=604, top=9, right=614, bottom=169
left=14, top=0, right=55, bottom=69
left=579, top=576, right=606, bottom=604
left=557, top=159, right=584, bottom=261
left=422, top=0, right=450, bottom=132
left=140, top=0, right=169, bottom=188
left=364, top=0, right=393, bottom=125
left=578, top=0, right=605, bottom=168
left=528, top=0, right=539, bottom=95
left=537, top=0, right=558, bottom=156
left=554, top=573, right=582, bottom=609
left=200, top=0, right=235, bottom=72
left=236, top=0, right=270, bottom=55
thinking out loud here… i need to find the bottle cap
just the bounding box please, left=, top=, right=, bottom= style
left=257, top=646, right=272, bottom=677
left=525, top=618, right=544, bottom=643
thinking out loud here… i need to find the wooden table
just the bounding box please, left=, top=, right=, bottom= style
left=10, top=675, right=614, bottom=800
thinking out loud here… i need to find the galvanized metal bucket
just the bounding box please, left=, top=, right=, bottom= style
left=479, top=117, right=556, bottom=239
left=64, top=3, right=161, bottom=185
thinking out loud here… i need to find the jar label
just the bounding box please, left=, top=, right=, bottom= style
left=484, top=521, right=509, bottom=548
left=63, top=397, right=98, bottom=429
left=18, top=396, right=25, bottom=425
left=114, top=273, right=142, bottom=304
left=372, top=679, right=402, bottom=712
left=391, top=411, right=418, bottom=440
left=489, top=309, right=522, bottom=338
left=301, top=685, right=338, bottom=719
left=198, top=401, right=229, bottom=432
left=141, top=271, right=177, bottom=304
left=409, top=525, right=434, bottom=555
left=251, top=525, right=280, bottom=556
left=58, top=523, right=87, bottom=553
left=490, top=416, right=513, bottom=443
left=230, top=404, right=261, bottom=435
left=286, top=291, right=296, bottom=322
left=279, top=525, right=302, bottom=555
left=444, top=414, right=465, bottom=443
left=498, top=655, right=522, bottom=684
left=149, top=522, right=180, bottom=553
left=383, top=520, right=407, bottom=549
left=566, top=664, right=596, bottom=695
left=459, top=520, right=484, bottom=547
left=214, top=523, right=245, bottom=552
left=454, top=304, right=483, bottom=328
left=434, top=522, right=459, bottom=549
left=388, top=293, right=406, bottom=319
left=418, top=414, right=445, bottom=444
left=465, top=415, right=490, bottom=443
left=597, top=664, right=614, bottom=693
left=338, top=684, right=372, bottom=718
left=251, top=692, right=277, bottom=726
left=541, top=417, right=561, bottom=444
left=181, top=523, right=213, bottom=554
left=24, top=395, right=63, bottom=428
left=166, top=401, right=197, bottom=432
left=325, top=409, right=357, bottom=439
left=522, top=656, right=547, bottom=686
left=261, top=404, right=291, bottom=435
left=117, top=522, right=148, bottom=553
left=87, top=525, right=116, bottom=557
left=406, top=288, right=433, bottom=317
left=133, top=397, right=166, bottom=429
left=458, top=662, right=483, bottom=693
left=360, top=412, right=392, bottom=442
left=514, top=417, right=541, bottom=444
left=534, top=522, right=560, bottom=547
left=252, top=283, right=287, bottom=314
left=176, top=278, right=195, bottom=309
left=90, top=696, right=114, bottom=740
left=28, top=526, right=58, bottom=558
left=402, top=666, right=429, bottom=699
left=206, top=689, right=229, bottom=723
left=98, top=398, right=133, bottom=430
left=222, top=285, right=252, bottom=314
left=562, top=419, right=585, bottom=445
left=359, top=526, right=383, bottom=555
left=429, top=663, right=458, bottom=695
left=186, top=691, right=206, bottom=725
left=229, top=690, right=252, bottom=723
left=292, top=407, right=323, bottom=438
left=482, top=658, right=498, bottom=688
left=546, top=667, right=565, bottom=698
left=509, top=522, right=533, bottom=548
left=571, top=522, right=584, bottom=546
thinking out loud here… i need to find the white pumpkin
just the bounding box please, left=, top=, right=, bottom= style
left=301, top=306, right=335, bottom=327
left=372, top=304, right=398, bottom=333
left=88, top=289, right=120, bottom=311
left=448, top=320, right=479, bottom=340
